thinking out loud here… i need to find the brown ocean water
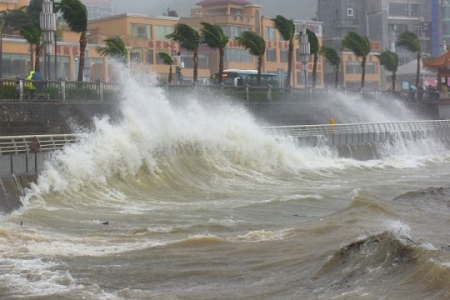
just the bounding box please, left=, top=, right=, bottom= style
left=1, top=68, right=450, bottom=299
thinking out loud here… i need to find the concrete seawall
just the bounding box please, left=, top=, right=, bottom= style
left=0, top=174, right=37, bottom=214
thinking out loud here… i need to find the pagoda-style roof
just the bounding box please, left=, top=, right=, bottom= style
left=196, top=0, right=251, bottom=6
left=423, top=51, right=450, bottom=78
left=423, top=51, right=450, bottom=69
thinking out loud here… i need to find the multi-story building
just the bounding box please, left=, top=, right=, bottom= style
left=183, top=0, right=323, bottom=88
left=0, top=0, right=323, bottom=87
left=317, top=0, right=432, bottom=89
left=81, top=0, right=115, bottom=20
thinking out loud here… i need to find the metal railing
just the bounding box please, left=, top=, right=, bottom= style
left=2, top=120, right=450, bottom=156
left=0, top=134, right=78, bottom=155
left=264, top=120, right=450, bottom=137
left=0, top=78, right=118, bottom=102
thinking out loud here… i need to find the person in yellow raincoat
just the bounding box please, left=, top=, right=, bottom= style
left=26, top=70, right=36, bottom=100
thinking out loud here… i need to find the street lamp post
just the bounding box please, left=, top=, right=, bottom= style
left=299, top=23, right=310, bottom=88
left=84, top=49, right=91, bottom=81
left=40, top=0, right=56, bottom=79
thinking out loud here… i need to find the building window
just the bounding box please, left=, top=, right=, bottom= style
left=266, top=48, right=276, bottom=62
left=347, top=8, right=353, bottom=16
left=221, top=25, right=251, bottom=39
left=155, top=25, right=173, bottom=40
left=224, top=48, right=253, bottom=62
left=388, top=24, right=408, bottom=37
left=280, top=49, right=288, bottom=62
left=130, top=49, right=142, bottom=62
left=365, top=62, right=378, bottom=74
left=265, top=26, right=276, bottom=40
left=130, top=23, right=152, bottom=39
left=147, top=50, right=154, bottom=64
left=414, top=25, right=423, bottom=38
left=410, top=4, right=421, bottom=17
left=345, top=61, right=361, bottom=74
left=180, top=53, right=209, bottom=69
left=389, top=3, right=409, bottom=17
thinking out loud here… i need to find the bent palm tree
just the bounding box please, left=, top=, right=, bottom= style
left=19, top=23, right=42, bottom=72
left=319, top=45, right=341, bottom=88
left=235, top=31, right=266, bottom=86
left=200, top=22, right=229, bottom=84
left=157, top=52, right=174, bottom=84
left=56, top=0, right=88, bottom=81
left=376, top=49, right=398, bottom=91
left=96, top=36, right=128, bottom=64
left=271, top=15, right=295, bottom=87
left=305, top=28, right=319, bottom=88
left=166, top=23, right=200, bottom=83
left=341, top=31, right=371, bottom=90
left=396, top=31, right=421, bottom=87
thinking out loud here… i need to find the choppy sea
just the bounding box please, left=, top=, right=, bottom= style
left=2, top=67, right=450, bottom=299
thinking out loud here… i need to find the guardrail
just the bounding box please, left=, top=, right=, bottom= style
left=1, top=120, right=450, bottom=156
left=0, top=79, right=119, bottom=102
left=0, top=134, right=78, bottom=155
left=264, top=120, right=450, bottom=146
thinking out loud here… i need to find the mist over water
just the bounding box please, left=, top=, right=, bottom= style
left=3, top=64, right=450, bottom=299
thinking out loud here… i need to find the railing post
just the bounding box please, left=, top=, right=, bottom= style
left=246, top=86, right=249, bottom=102
left=60, top=80, right=66, bottom=101
left=267, top=86, right=272, bottom=101
left=19, top=79, right=24, bottom=101
left=99, top=82, right=104, bottom=102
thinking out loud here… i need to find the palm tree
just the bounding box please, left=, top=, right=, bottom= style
left=396, top=31, right=421, bottom=87
left=235, top=31, right=266, bottom=86
left=200, top=22, right=229, bottom=84
left=166, top=23, right=200, bottom=83
left=157, top=52, right=174, bottom=84
left=96, top=36, right=128, bottom=64
left=376, top=49, right=398, bottom=91
left=271, top=15, right=295, bottom=87
left=56, top=0, right=88, bottom=82
left=2, top=0, right=44, bottom=72
left=341, top=31, right=371, bottom=90
left=319, top=45, right=341, bottom=88
left=305, top=28, right=319, bottom=88
left=19, top=22, right=42, bottom=72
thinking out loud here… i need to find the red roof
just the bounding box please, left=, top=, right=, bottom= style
left=423, top=51, right=450, bottom=69
left=196, top=0, right=251, bottom=6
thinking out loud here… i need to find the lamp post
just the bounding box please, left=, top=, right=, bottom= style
left=299, top=22, right=310, bottom=88
left=40, top=0, right=56, bottom=79
left=84, top=49, right=91, bottom=81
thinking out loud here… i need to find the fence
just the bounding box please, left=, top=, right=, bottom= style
left=0, top=78, right=444, bottom=103
left=0, top=78, right=119, bottom=102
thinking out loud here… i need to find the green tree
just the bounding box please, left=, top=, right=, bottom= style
left=271, top=15, right=295, bottom=87
left=319, top=45, right=341, bottom=88
left=396, top=31, right=421, bottom=87
left=157, top=52, right=174, bottom=84
left=235, top=31, right=266, bottom=86
left=341, top=31, right=371, bottom=90
left=200, top=22, right=229, bottom=84
left=96, top=36, right=128, bottom=64
left=19, top=22, right=42, bottom=72
left=305, top=28, right=319, bottom=88
left=56, top=0, right=88, bottom=82
left=376, top=49, right=398, bottom=91
left=166, top=23, right=200, bottom=83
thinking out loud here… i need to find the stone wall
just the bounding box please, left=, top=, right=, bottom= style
left=0, top=101, right=121, bottom=135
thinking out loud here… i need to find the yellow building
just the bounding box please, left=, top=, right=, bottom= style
left=0, top=0, right=381, bottom=89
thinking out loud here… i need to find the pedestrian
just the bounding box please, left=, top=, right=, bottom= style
left=26, top=70, right=36, bottom=100
left=417, top=84, right=424, bottom=101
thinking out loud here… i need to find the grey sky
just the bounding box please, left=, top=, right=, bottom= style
left=114, top=0, right=317, bottom=21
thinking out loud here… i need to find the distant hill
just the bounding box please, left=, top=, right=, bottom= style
left=115, top=0, right=317, bottom=21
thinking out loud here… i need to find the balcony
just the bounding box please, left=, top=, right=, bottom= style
left=333, top=19, right=359, bottom=29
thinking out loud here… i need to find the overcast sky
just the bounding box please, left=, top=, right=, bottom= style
left=114, top=0, right=317, bottom=21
